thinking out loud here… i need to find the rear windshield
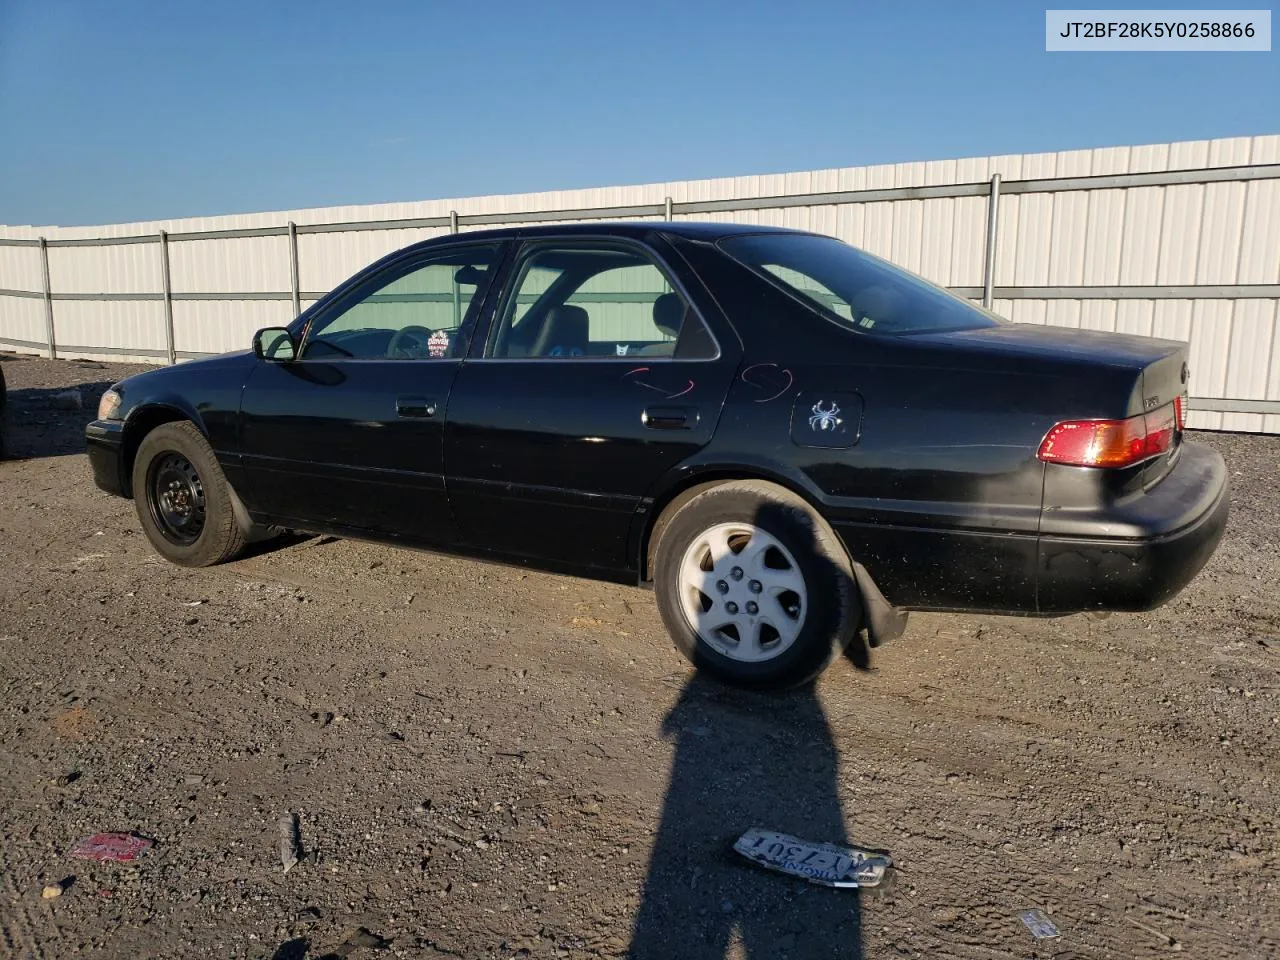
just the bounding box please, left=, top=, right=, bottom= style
left=718, top=233, right=1002, bottom=335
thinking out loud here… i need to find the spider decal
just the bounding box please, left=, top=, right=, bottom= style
left=808, top=401, right=843, bottom=432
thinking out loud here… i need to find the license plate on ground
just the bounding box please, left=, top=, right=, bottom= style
left=733, top=828, right=892, bottom=888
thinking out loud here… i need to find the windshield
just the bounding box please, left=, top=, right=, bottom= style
left=719, top=233, right=1002, bottom=335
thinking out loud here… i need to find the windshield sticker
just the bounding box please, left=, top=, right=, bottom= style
left=427, top=330, right=450, bottom=358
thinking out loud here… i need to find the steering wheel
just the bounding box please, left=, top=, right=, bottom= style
left=387, top=325, right=435, bottom=359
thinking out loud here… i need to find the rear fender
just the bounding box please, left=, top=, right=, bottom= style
left=634, top=455, right=909, bottom=646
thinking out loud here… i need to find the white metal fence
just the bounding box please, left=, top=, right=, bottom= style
left=2, top=135, right=1278, bottom=432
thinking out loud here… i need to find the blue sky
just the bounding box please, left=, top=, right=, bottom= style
left=0, top=0, right=1275, bottom=226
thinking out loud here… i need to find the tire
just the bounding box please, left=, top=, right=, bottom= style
left=653, top=480, right=863, bottom=690
left=131, top=421, right=248, bottom=567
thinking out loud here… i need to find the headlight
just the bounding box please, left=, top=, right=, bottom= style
left=97, top=389, right=122, bottom=421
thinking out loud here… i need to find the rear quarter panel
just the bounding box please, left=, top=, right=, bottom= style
left=671, top=234, right=1138, bottom=611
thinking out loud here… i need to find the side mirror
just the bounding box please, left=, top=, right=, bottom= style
left=253, top=327, right=296, bottom=361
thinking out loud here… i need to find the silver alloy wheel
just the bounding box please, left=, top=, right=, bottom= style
left=677, top=521, right=808, bottom=663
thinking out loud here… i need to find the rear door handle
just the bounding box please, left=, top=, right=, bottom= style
left=641, top=406, right=697, bottom=430
left=397, top=396, right=437, bottom=419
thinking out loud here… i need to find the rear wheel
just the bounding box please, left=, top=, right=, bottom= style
left=132, top=421, right=248, bottom=567
left=653, top=481, right=862, bottom=689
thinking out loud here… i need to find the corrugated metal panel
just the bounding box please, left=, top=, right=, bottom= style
left=0, top=298, right=48, bottom=346
left=0, top=242, right=42, bottom=293
left=1048, top=192, right=1090, bottom=284
left=1115, top=300, right=1155, bottom=337
left=48, top=242, right=158, bottom=294
left=168, top=235, right=291, bottom=294
left=950, top=196, right=988, bottom=288
left=1157, top=185, right=1206, bottom=285
left=1118, top=187, right=1164, bottom=284
left=1219, top=299, right=1277, bottom=432
left=50, top=300, right=166, bottom=360
left=1082, top=189, right=1126, bottom=284
left=172, top=300, right=295, bottom=357
left=918, top=198, right=955, bottom=286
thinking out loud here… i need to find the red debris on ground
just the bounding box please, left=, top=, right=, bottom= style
left=69, top=833, right=154, bottom=862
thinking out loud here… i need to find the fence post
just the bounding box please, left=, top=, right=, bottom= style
left=449, top=210, right=459, bottom=235
left=664, top=196, right=673, bottom=221
left=38, top=237, right=56, bottom=359
left=981, top=173, right=1001, bottom=310
left=158, top=230, right=176, bottom=365
left=287, top=221, right=301, bottom=317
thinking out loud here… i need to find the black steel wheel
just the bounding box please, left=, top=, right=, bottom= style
left=132, top=421, right=248, bottom=567
left=146, top=451, right=207, bottom=545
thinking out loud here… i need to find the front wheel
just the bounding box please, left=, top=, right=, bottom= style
left=653, top=481, right=862, bottom=690
left=132, top=421, right=249, bottom=567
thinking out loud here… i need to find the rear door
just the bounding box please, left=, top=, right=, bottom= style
left=238, top=241, right=504, bottom=543
left=444, top=235, right=741, bottom=575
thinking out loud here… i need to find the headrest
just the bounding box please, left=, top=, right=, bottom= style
left=652, top=292, right=685, bottom=339
left=534, top=304, right=590, bottom=356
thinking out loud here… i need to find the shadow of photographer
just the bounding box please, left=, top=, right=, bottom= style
left=630, top=675, right=867, bottom=959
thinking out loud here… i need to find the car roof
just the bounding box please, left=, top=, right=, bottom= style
left=413, top=220, right=806, bottom=247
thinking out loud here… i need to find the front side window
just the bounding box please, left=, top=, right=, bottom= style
left=719, top=233, right=1002, bottom=336
left=489, top=243, right=713, bottom=359
left=302, top=244, right=499, bottom=360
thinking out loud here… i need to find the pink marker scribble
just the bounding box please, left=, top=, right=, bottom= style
left=624, top=367, right=696, bottom=399
left=740, top=363, right=794, bottom=403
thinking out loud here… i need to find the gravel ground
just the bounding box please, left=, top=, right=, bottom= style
left=0, top=354, right=1277, bottom=960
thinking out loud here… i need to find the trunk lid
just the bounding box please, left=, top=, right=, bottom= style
left=915, top=322, right=1190, bottom=484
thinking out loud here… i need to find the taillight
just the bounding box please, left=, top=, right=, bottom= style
left=1038, top=402, right=1179, bottom=468
left=1174, top=394, right=1186, bottom=431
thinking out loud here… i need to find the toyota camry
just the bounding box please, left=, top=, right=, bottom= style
left=86, top=223, right=1229, bottom=688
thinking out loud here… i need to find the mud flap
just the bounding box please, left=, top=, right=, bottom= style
left=229, top=484, right=279, bottom=544
left=853, top=561, right=909, bottom=648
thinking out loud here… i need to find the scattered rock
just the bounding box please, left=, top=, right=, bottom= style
left=42, top=877, right=72, bottom=899
left=280, top=812, right=302, bottom=873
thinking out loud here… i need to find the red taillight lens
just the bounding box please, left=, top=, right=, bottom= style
left=1038, top=402, right=1179, bottom=468
left=1174, top=394, right=1186, bottom=431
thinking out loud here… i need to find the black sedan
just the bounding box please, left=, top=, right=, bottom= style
left=86, top=222, right=1228, bottom=688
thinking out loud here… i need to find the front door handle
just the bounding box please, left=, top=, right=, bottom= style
left=641, top=406, right=697, bottom=430
left=397, top=396, right=437, bottom=419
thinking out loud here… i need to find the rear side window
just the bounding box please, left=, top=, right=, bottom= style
left=719, top=233, right=1002, bottom=335
left=489, top=243, right=715, bottom=359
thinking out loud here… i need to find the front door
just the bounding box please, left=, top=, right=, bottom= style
left=238, top=241, right=504, bottom=544
left=444, top=236, right=741, bottom=575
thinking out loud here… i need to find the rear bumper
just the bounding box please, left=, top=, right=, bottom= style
left=832, top=441, right=1228, bottom=617
left=86, top=419, right=128, bottom=497
left=1036, top=442, right=1229, bottom=612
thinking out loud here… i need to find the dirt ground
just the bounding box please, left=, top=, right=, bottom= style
left=0, top=353, right=1276, bottom=960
